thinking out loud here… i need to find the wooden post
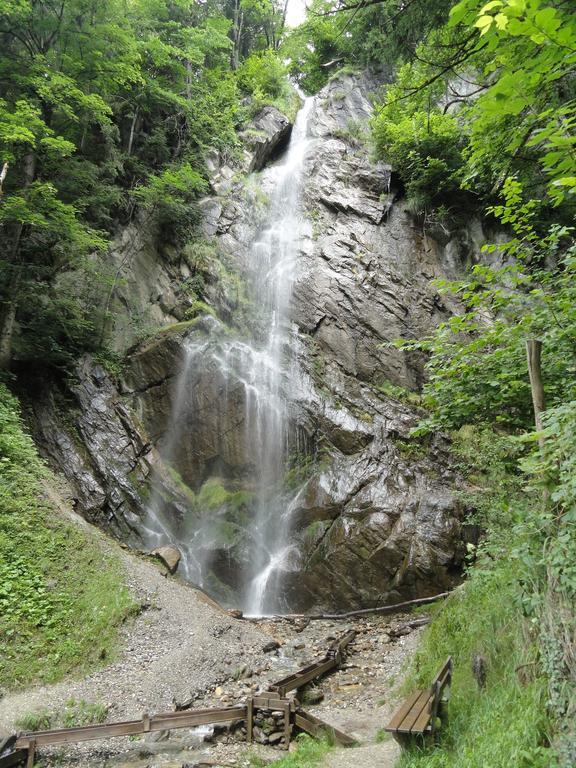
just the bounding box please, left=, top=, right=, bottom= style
left=26, top=740, right=35, bottom=768
left=246, top=697, right=253, bottom=744
left=526, top=339, right=546, bottom=452
left=283, top=700, right=291, bottom=750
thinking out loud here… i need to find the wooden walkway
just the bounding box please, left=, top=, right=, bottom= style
left=0, top=631, right=357, bottom=767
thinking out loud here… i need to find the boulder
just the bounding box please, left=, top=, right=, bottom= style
left=152, top=545, right=181, bottom=574
left=240, top=105, right=293, bottom=172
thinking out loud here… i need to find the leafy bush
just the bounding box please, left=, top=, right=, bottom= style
left=372, top=107, right=465, bottom=216
left=399, top=569, right=550, bottom=768
left=397, top=424, right=552, bottom=768
left=237, top=50, right=287, bottom=100
left=134, top=164, right=208, bottom=244
left=400, top=181, right=576, bottom=434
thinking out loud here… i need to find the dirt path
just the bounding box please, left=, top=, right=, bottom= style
left=0, top=522, right=423, bottom=768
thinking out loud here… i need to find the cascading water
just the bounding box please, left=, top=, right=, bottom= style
left=242, top=99, right=315, bottom=614
left=138, top=95, right=315, bottom=615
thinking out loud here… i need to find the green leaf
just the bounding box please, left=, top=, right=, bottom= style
left=475, top=15, right=494, bottom=34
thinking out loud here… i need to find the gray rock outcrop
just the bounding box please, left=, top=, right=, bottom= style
left=27, top=73, right=488, bottom=612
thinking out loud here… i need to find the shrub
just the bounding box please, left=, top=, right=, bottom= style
left=372, top=108, right=465, bottom=216
left=237, top=50, right=288, bottom=100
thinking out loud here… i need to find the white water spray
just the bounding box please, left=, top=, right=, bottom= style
left=138, top=96, right=315, bottom=615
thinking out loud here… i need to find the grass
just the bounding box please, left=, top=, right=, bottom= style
left=396, top=560, right=552, bottom=768
left=0, top=382, right=136, bottom=689
left=17, top=699, right=108, bottom=732
left=250, top=735, right=332, bottom=767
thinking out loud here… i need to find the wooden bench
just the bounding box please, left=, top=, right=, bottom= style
left=384, top=657, right=453, bottom=745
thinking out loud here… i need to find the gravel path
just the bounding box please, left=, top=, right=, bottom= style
left=0, top=515, right=424, bottom=768
left=0, top=536, right=272, bottom=764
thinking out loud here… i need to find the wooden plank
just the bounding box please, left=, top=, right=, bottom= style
left=269, top=656, right=338, bottom=697
left=384, top=691, right=422, bottom=733
left=328, top=630, right=356, bottom=657
left=431, top=657, right=453, bottom=690
left=15, top=706, right=247, bottom=748
left=396, top=690, right=432, bottom=734
left=409, top=694, right=435, bottom=734
left=151, top=708, right=247, bottom=731
left=250, top=695, right=287, bottom=709
left=294, top=711, right=356, bottom=747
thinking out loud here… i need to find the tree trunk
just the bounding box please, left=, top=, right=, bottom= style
left=0, top=162, right=8, bottom=195
left=526, top=339, right=546, bottom=453
left=0, top=152, right=36, bottom=369
left=231, top=0, right=241, bottom=70
left=127, top=107, right=139, bottom=156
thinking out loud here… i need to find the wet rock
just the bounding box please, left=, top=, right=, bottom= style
left=25, top=70, right=480, bottom=614
left=302, top=687, right=324, bottom=705
left=262, top=640, right=281, bottom=653
left=240, top=105, right=293, bottom=172
left=151, top=546, right=181, bottom=574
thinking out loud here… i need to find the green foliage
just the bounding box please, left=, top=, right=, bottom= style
left=284, top=451, right=317, bottom=491
left=134, top=164, right=208, bottom=243
left=400, top=180, right=576, bottom=434
left=193, top=478, right=253, bottom=520
left=283, top=0, right=453, bottom=95
left=237, top=49, right=287, bottom=99
left=257, top=734, right=332, bottom=767
left=17, top=699, right=108, bottom=732
left=394, top=424, right=551, bottom=766
left=0, top=383, right=135, bottom=688
left=185, top=299, right=218, bottom=320
left=522, top=402, right=576, bottom=764
left=61, top=699, right=108, bottom=728
left=375, top=379, right=425, bottom=408
left=16, top=710, right=53, bottom=732
left=237, top=49, right=300, bottom=120
left=0, top=0, right=284, bottom=368
left=367, top=0, right=576, bottom=220
left=449, top=0, right=576, bottom=207
left=399, top=572, right=550, bottom=768
left=372, top=100, right=466, bottom=216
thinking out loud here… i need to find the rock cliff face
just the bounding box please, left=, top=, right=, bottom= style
left=28, top=76, right=487, bottom=611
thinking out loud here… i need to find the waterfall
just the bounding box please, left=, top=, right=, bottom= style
left=242, top=96, right=314, bottom=615
left=138, top=96, right=315, bottom=615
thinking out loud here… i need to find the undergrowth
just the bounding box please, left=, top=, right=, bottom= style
left=397, top=426, right=555, bottom=767
left=250, top=735, right=331, bottom=767
left=399, top=566, right=550, bottom=768
left=17, top=699, right=108, bottom=731
left=0, top=382, right=135, bottom=689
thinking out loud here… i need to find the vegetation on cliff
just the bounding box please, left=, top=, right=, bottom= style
left=0, top=0, right=292, bottom=369
left=0, top=383, right=135, bottom=688
left=0, top=0, right=574, bottom=763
